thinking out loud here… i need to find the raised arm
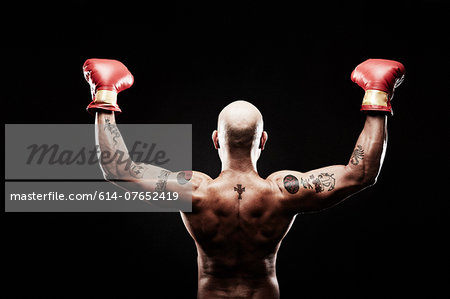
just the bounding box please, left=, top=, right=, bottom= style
left=95, top=110, right=168, bottom=183
left=270, top=59, right=405, bottom=214
left=83, top=58, right=207, bottom=201
left=270, top=113, right=387, bottom=213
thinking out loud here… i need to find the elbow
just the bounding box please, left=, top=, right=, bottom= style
left=360, top=175, right=377, bottom=188
left=102, top=173, right=114, bottom=182
left=99, top=164, right=117, bottom=182
left=102, top=172, right=114, bottom=182
left=358, top=169, right=379, bottom=188
left=348, top=166, right=378, bottom=189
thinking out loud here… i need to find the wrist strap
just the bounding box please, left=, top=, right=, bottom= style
left=362, top=90, right=389, bottom=108
left=95, top=90, right=117, bottom=105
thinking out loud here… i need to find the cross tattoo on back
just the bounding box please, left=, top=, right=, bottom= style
left=234, top=184, right=245, bottom=200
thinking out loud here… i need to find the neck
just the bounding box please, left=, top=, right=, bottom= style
left=220, top=150, right=258, bottom=173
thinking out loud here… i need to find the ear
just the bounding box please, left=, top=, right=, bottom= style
left=259, top=131, right=268, bottom=150
left=212, top=130, right=220, bottom=149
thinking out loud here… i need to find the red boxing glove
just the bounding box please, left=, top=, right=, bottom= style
left=83, top=59, right=134, bottom=114
left=351, top=59, right=405, bottom=115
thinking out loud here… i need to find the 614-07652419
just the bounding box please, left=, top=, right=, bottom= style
left=99, top=191, right=179, bottom=201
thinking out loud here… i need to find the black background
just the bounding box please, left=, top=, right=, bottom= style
left=4, top=1, right=448, bottom=298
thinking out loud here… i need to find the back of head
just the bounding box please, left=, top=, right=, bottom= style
left=218, top=100, right=263, bottom=151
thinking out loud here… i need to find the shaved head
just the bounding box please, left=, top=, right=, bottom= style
left=217, top=100, right=264, bottom=150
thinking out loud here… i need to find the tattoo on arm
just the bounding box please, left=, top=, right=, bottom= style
left=129, top=162, right=146, bottom=179
left=300, top=177, right=313, bottom=190
left=283, top=175, right=300, bottom=194
left=316, top=173, right=336, bottom=192
left=293, top=173, right=336, bottom=193
left=311, top=175, right=323, bottom=193
left=177, top=171, right=192, bottom=185
left=155, top=169, right=171, bottom=192
left=104, top=119, right=122, bottom=146
left=350, top=145, right=365, bottom=165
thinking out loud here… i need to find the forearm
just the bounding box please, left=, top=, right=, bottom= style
left=95, top=111, right=144, bottom=180
left=346, top=113, right=387, bottom=185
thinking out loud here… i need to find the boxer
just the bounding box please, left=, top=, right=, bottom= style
left=83, top=58, right=405, bottom=298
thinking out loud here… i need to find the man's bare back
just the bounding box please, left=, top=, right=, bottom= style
left=181, top=170, right=294, bottom=298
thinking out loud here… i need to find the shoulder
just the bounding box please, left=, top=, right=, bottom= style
left=190, top=171, right=213, bottom=191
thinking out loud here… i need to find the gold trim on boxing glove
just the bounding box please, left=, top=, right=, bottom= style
left=94, top=90, right=117, bottom=105
left=362, top=90, right=389, bottom=107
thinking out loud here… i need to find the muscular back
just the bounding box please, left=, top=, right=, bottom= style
left=181, top=170, right=296, bottom=298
